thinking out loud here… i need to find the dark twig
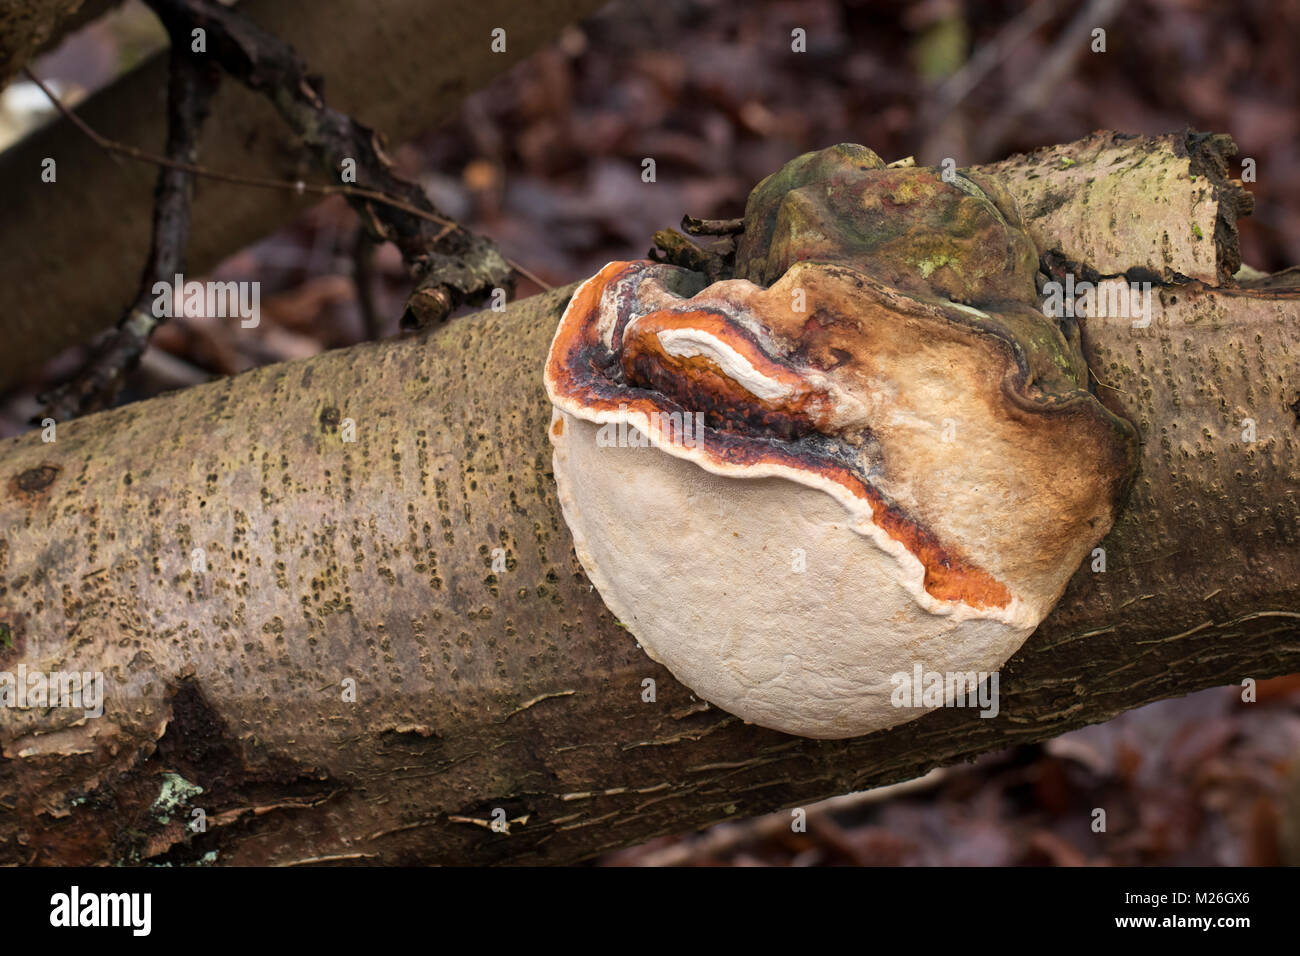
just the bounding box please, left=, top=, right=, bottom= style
left=39, top=49, right=219, bottom=421
left=651, top=228, right=734, bottom=283
left=352, top=228, right=383, bottom=341
left=21, top=68, right=457, bottom=235
left=144, top=0, right=519, bottom=328
left=26, top=67, right=551, bottom=301
left=681, top=215, right=745, bottom=237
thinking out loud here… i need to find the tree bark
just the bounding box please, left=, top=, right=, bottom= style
left=0, top=0, right=117, bottom=88
left=0, top=0, right=609, bottom=392
left=1, top=131, right=1296, bottom=866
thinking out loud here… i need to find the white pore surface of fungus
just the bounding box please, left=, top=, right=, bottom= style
left=544, top=258, right=1134, bottom=739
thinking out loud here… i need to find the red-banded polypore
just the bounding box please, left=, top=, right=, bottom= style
left=544, top=144, right=1139, bottom=739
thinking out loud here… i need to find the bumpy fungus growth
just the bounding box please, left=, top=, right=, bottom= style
left=545, top=144, right=1139, bottom=739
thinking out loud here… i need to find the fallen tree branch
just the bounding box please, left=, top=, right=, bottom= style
left=983, top=130, right=1254, bottom=284
left=144, top=0, right=514, bottom=329
left=36, top=48, right=219, bottom=420
left=0, top=0, right=609, bottom=392
left=0, top=0, right=116, bottom=88
left=352, top=229, right=383, bottom=341
left=0, top=131, right=1294, bottom=866
left=24, top=59, right=553, bottom=314
left=21, top=66, right=463, bottom=234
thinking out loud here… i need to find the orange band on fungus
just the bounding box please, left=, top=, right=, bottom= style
left=545, top=259, right=1013, bottom=611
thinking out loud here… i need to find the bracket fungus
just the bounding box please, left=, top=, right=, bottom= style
left=544, top=144, right=1139, bottom=739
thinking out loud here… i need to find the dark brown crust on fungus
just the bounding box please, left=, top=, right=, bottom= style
left=546, top=261, right=1016, bottom=610
left=546, top=147, right=1141, bottom=620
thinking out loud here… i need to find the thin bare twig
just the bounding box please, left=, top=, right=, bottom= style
left=23, top=64, right=549, bottom=298
left=352, top=229, right=383, bottom=341
left=22, top=67, right=457, bottom=233
left=143, top=0, right=531, bottom=324
left=37, top=49, right=219, bottom=420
